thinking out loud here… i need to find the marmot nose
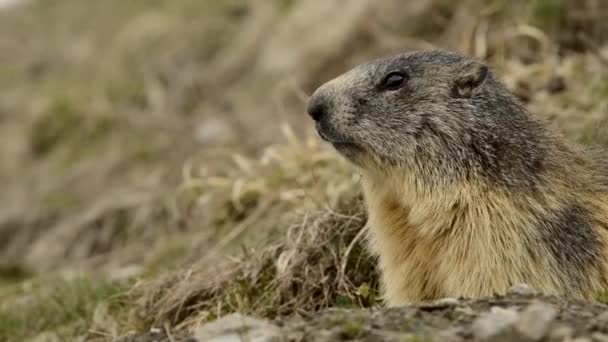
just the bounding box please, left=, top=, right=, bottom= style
left=306, top=94, right=327, bottom=122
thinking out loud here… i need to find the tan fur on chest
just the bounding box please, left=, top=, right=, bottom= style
left=362, top=172, right=608, bottom=305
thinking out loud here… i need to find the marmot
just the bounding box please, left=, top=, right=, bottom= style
left=306, top=50, right=608, bottom=305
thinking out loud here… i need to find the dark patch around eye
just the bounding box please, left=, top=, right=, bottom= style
left=380, top=72, right=408, bottom=91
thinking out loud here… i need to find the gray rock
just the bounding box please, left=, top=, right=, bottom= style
left=548, top=325, right=574, bottom=342
left=508, top=283, right=536, bottom=296
left=592, top=332, right=608, bottom=342
left=193, top=314, right=285, bottom=342
left=419, top=297, right=460, bottom=310
left=436, top=327, right=466, bottom=342
left=595, top=311, right=608, bottom=326
left=472, top=306, right=519, bottom=340
left=30, top=332, right=61, bottom=342
left=435, top=297, right=460, bottom=306
left=514, top=301, right=558, bottom=340
left=454, top=306, right=475, bottom=316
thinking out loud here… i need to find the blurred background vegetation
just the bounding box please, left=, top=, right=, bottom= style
left=0, top=0, right=607, bottom=340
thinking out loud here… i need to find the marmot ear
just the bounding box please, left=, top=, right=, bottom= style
left=452, top=62, right=488, bottom=98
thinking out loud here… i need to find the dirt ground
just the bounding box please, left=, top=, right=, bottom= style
left=0, top=0, right=608, bottom=341
left=118, top=291, right=608, bottom=341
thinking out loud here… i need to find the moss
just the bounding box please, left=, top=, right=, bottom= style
left=445, top=308, right=462, bottom=321
left=0, top=277, right=132, bottom=341
left=335, top=294, right=357, bottom=308
left=399, top=334, right=433, bottom=342
left=42, top=192, right=80, bottom=213
left=0, top=266, right=30, bottom=301
left=0, top=265, right=30, bottom=283
left=143, top=241, right=189, bottom=275
left=527, top=0, right=567, bottom=30
left=594, top=291, right=608, bottom=304
left=591, top=79, right=608, bottom=104
left=29, top=91, right=119, bottom=161
left=30, top=94, right=82, bottom=156
left=400, top=318, right=413, bottom=331
left=276, top=0, right=296, bottom=13
left=105, top=78, right=147, bottom=109
left=341, top=315, right=364, bottom=339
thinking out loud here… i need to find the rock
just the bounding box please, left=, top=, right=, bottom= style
left=514, top=301, right=558, bottom=340
left=435, top=297, right=460, bottom=306
left=419, top=297, right=460, bottom=310
left=472, top=306, right=519, bottom=340
left=454, top=306, right=475, bottom=316
left=548, top=325, right=574, bottom=342
left=592, top=310, right=608, bottom=330
left=193, top=314, right=285, bottom=342
left=508, top=283, right=536, bottom=296
left=596, top=311, right=608, bottom=324
left=195, top=118, right=234, bottom=145
left=30, top=332, right=61, bottom=342
left=436, top=327, right=466, bottom=342
left=592, top=332, right=608, bottom=342
left=546, top=75, right=566, bottom=94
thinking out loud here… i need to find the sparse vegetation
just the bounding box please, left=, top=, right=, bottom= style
left=0, top=276, right=132, bottom=341
left=0, top=0, right=607, bottom=340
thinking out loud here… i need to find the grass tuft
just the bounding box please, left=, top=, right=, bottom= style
left=0, top=276, right=132, bottom=341
left=133, top=193, right=380, bottom=330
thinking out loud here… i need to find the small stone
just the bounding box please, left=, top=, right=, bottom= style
left=570, top=338, right=592, bottom=342
left=548, top=325, right=573, bottom=342
left=194, top=314, right=284, bottom=342
left=419, top=297, right=460, bottom=310
left=436, top=327, right=466, bottom=342
left=592, top=332, right=608, bottom=342
left=195, top=118, right=233, bottom=145
left=546, top=75, right=566, bottom=94
left=31, top=332, right=61, bottom=342
left=508, top=283, right=536, bottom=296
left=436, top=297, right=460, bottom=306
left=472, top=306, right=519, bottom=340
left=455, top=306, right=475, bottom=316
left=596, top=311, right=608, bottom=325
left=514, top=301, right=558, bottom=340
left=149, top=327, right=162, bottom=334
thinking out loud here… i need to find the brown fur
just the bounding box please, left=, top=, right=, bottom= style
left=306, top=50, right=608, bottom=305
left=363, top=161, right=608, bottom=304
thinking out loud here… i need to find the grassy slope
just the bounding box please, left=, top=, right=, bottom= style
left=0, top=0, right=607, bottom=340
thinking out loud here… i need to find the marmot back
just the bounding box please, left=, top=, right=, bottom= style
left=306, top=50, right=608, bottom=304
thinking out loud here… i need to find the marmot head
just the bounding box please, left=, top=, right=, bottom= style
left=307, top=50, right=546, bottom=186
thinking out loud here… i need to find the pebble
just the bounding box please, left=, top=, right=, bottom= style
left=472, top=306, right=519, bottom=340
left=596, top=311, right=608, bottom=326
left=548, top=325, right=574, bottom=341
left=31, top=332, right=61, bottom=342
left=508, top=283, right=536, bottom=296
left=436, top=327, right=466, bottom=342
left=193, top=314, right=285, bottom=342
left=514, top=301, right=558, bottom=340
left=472, top=301, right=558, bottom=341
left=455, top=306, right=475, bottom=316
left=419, top=297, right=460, bottom=310
left=592, top=332, right=608, bottom=342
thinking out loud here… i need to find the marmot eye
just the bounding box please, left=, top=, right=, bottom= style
left=381, top=72, right=407, bottom=91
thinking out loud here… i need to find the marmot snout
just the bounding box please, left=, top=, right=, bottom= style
left=307, top=50, right=608, bottom=305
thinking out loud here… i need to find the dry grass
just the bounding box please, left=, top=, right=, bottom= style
left=132, top=194, right=375, bottom=331
left=0, top=0, right=607, bottom=340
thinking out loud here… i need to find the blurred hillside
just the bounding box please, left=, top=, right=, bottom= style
left=0, top=0, right=607, bottom=340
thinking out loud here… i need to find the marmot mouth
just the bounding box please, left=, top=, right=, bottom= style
left=331, top=141, right=360, bottom=150
left=315, top=124, right=363, bottom=156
